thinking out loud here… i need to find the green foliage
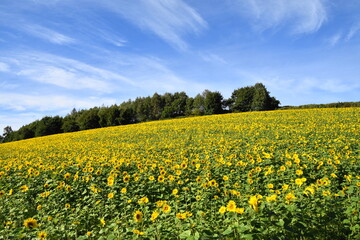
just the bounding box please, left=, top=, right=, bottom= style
left=1, top=83, right=283, bottom=143
left=231, top=83, right=280, bottom=112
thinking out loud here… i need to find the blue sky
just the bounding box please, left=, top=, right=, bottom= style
left=1, top=0, right=360, bottom=131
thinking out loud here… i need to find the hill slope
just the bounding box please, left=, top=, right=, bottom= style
left=0, top=108, right=359, bottom=239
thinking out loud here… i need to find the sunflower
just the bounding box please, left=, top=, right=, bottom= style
left=134, top=210, right=143, bottom=223
left=64, top=173, right=71, bottom=179
left=20, top=185, right=29, bottom=192
left=218, top=206, right=226, bottom=214
left=121, top=187, right=127, bottom=194
left=37, top=231, right=47, bottom=239
left=176, top=213, right=187, bottom=220
left=285, top=193, right=297, bottom=202
left=227, top=200, right=237, bottom=212
left=108, top=192, right=114, bottom=199
left=235, top=208, right=245, bottom=214
left=23, top=218, right=38, bottom=228
left=162, top=204, right=171, bottom=213
left=138, top=196, right=149, bottom=204
left=123, top=175, right=130, bottom=183
left=248, top=196, right=259, bottom=212
left=151, top=211, right=160, bottom=222
left=158, top=175, right=165, bottom=182
left=107, top=176, right=115, bottom=186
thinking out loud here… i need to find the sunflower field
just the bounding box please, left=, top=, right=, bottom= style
left=0, top=108, right=359, bottom=239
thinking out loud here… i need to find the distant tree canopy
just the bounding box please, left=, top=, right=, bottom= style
left=230, top=83, right=280, bottom=112
left=2, top=83, right=283, bottom=143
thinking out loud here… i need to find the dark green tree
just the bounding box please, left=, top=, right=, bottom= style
left=230, top=86, right=255, bottom=112
left=151, top=93, right=164, bottom=120
left=171, top=92, right=188, bottom=117
left=203, top=90, right=223, bottom=115
left=77, top=108, right=100, bottom=130
left=192, top=93, right=205, bottom=115
left=35, top=116, right=63, bottom=137
left=62, top=116, right=80, bottom=133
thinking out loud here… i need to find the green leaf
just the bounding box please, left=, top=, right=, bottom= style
left=278, top=219, right=285, bottom=227
left=194, top=231, right=200, bottom=240
left=107, top=234, right=116, bottom=240
left=222, top=227, right=232, bottom=235
left=76, top=236, right=87, bottom=240
left=179, top=230, right=192, bottom=239
left=243, top=234, right=253, bottom=240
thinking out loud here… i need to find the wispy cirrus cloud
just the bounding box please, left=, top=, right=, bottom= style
left=3, top=51, right=136, bottom=93
left=21, top=24, right=76, bottom=45
left=100, top=0, right=207, bottom=50
left=0, top=93, right=116, bottom=112
left=232, top=0, right=327, bottom=34
left=0, top=62, right=9, bottom=72
left=346, top=22, right=360, bottom=41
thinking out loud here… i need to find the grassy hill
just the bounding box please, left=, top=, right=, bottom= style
left=0, top=108, right=359, bottom=239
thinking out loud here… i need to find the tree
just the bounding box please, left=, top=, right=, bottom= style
left=151, top=93, right=164, bottom=120
left=203, top=90, right=223, bottom=115
left=185, top=97, right=194, bottom=116
left=230, top=83, right=280, bottom=112
left=171, top=91, right=188, bottom=117
left=62, top=116, right=80, bottom=133
left=3, top=126, right=13, bottom=137
left=77, top=108, right=100, bottom=130
left=35, top=116, right=63, bottom=137
left=230, top=86, right=255, bottom=112
left=192, top=93, right=205, bottom=115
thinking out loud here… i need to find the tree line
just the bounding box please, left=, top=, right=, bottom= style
left=1, top=83, right=280, bottom=143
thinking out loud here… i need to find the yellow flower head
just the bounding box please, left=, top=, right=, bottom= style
left=20, top=185, right=29, bottom=192
left=23, top=218, right=38, bottom=229
left=121, top=187, right=127, bottom=194
left=134, top=210, right=143, bottom=223
left=285, top=193, right=297, bottom=202
left=162, top=204, right=171, bottom=213
left=158, top=175, right=165, bottom=182
left=235, top=208, right=245, bottom=214
left=138, top=196, right=149, bottom=204
left=219, top=206, right=226, bottom=214
left=37, top=231, right=47, bottom=239
left=226, top=200, right=237, bottom=212
left=108, top=192, right=114, bottom=199
left=266, top=194, right=277, bottom=202
left=248, top=196, right=259, bottom=212
left=123, top=175, right=130, bottom=183
left=151, top=211, right=160, bottom=222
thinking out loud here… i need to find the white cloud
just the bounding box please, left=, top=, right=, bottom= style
left=5, top=52, right=137, bottom=93
left=22, top=24, right=75, bottom=45
left=346, top=22, right=360, bottom=41
left=233, top=0, right=327, bottom=34
left=327, top=33, right=342, bottom=46
left=0, top=62, right=10, bottom=72
left=101, top=0, right=207, bottom=50
left=0, top=93, right=116, bottom=112
left=200, top=52, right=227, bottom=64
